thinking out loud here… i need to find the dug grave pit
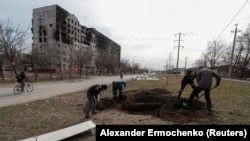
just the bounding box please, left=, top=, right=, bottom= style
left=90, top=88, right=214, bottom=124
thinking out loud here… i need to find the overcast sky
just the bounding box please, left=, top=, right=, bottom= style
left=1, top=0, right=250, bottom=70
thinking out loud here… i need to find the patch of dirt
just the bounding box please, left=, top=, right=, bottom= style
left=85, top=88, right=212, bottom=124
left=67, top=88, right=214, bottom=140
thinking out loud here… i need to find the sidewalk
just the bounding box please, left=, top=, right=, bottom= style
left=0, top=75, right=135, bottom=108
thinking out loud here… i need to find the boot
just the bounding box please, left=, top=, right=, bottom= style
left=177, top=91, right=182, bottom=99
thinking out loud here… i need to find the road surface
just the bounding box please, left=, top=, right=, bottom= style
left=0, top=75, right=135, bottom=108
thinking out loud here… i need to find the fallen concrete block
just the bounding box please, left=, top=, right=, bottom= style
left=20, top=120, right=96, bottom=141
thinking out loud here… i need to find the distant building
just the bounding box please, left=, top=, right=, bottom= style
left=31, top=4, right=120, bottom=72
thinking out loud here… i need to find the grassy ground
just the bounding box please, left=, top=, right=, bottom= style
left=0, top=74, right=249, bottom=141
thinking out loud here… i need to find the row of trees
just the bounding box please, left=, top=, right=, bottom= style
left=193, top=24, right=250, bottom=79
left=0, top=19, right=30, bottom=78
left=6, top=19, right=249, bottom=80
left=0, top=19, right=147, bottom=81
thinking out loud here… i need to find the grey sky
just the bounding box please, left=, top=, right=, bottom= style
left=1, top=0, right=250, bottom=70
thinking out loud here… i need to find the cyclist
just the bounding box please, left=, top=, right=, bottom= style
left=16, top=71, right=30, bottom=92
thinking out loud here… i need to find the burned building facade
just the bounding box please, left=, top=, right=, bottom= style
left=31, top=4, right=121, bottom=73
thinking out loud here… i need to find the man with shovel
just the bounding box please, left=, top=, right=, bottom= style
left=178, top=69, right=197, bottom=99
left=85, top=84, right=108, bottom=118
left=182, top=66, right=221, bottom=111
left=112, top=80, right=126, bottom=100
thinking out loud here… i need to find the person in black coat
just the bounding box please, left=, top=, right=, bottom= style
left=112, top=80, right=126, bottom=100
left=183, top=66, right=221, bottom=111
left=85, top=84, right=107, bottom=118
left=178, top=69, right=197, bottom=99
left=16, top=71, right=30, bottom=92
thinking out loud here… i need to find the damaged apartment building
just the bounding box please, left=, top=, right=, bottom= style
left=31, top=4, right=121, bottom=73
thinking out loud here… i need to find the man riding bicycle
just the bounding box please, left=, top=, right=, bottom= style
left=16, top=71, right=30, bottom=92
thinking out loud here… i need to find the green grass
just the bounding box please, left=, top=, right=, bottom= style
left=0, top=74, right=249, bottom=140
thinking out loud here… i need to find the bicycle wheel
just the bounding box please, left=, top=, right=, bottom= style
left=13, top=86, right=22, bottom=95
left=26, top=84, right=34, bottom=92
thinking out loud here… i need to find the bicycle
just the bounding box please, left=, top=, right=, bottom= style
left=13, top=81, right=34, bottom=95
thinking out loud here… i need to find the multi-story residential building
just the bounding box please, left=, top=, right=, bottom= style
left=31, top=4, right=121, bottom=73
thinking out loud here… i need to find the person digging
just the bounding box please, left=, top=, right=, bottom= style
left=85, top=84, right=108, bottom=118
left=178, top=69, right=197, bottom=99
left=112, top=80, right=126, bottom=101
left=182, top=66, right=221, bottom=111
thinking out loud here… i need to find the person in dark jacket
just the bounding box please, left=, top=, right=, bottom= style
left=120, top=73, right=123, bottom=79
left=112, top=80, right=126, bottom=100
left=178, top=69, right=197, bottom=99
left=16, top=71, right=30, bottom=92
left=85, top=84, right=107, bottom=118
left=182, top=66, right=221, bottom=111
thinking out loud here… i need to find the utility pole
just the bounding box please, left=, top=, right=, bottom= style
left=166, top=52, right=172, bottom=85
left=166, top=59, right=168, bottom=85
left=185, top=56, right=187, bottom=72
left=168, top=52, right=172, bottom=71
left=174, top=32, right=184, bottom=75
left=228, top=24, right=241, bottom=78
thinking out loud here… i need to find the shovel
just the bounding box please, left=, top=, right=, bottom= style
left=194, top=86, right=217, bottom=101
left=96, top=91, right=105, bottom=110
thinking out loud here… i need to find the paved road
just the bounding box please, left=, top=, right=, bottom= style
left=0, top=75, right=135, bottom=108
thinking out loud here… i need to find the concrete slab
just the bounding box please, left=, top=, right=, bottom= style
left=20, top=120, right=96, bottom=141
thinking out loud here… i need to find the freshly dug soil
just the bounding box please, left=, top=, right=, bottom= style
left=94, top=88, right=212, bottom=124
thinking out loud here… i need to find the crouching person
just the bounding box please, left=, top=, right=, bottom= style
left=85, top=84, right=107, bottom=118
left=112, top=80, right=126, bottom=100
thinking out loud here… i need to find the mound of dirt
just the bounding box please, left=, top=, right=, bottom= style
left=97, top=88, right=213, bottom=124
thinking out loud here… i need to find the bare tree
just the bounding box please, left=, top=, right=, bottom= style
left=0, top=19, right=30, bottom=76
left=220, top=47, right=231, bottom=66
left=0, top=48, right=5, bottom=79
left=31, top=46, right=47, bottom=80
left=103, top=55, right=116, bottom=74
left=205, top=39, right=227, bottom=69
left=193, top=53, right=207, bottom=67
left=0, top=55, right=4, bottom=79
left=68, top=45, right=76, bottom=79
left=120, top=59, right=131, bottom=73
left=95, top=52, right=107, bottom=75
left=133, top=62, right=140, bottom=74
left=75, top=47, right=94, bottom=78
left=232, top=24, right=250, bottom=78
left=46, top=46, right=57, bottom=79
